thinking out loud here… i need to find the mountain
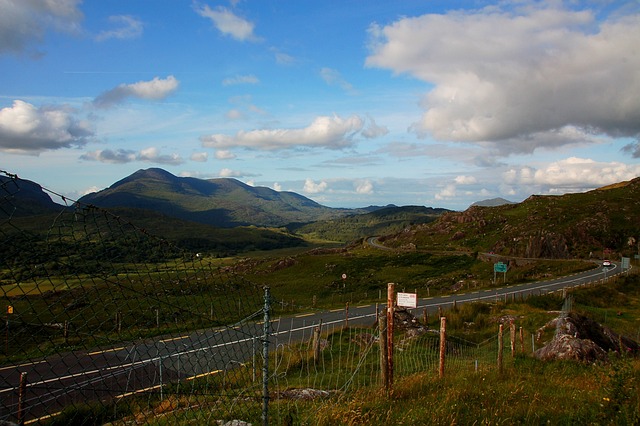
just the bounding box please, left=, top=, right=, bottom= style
left=379, top=177, right=640, bottom=259
left=78, top=168, right=358, bottom=228
left=470, top=197, right=515, bottom=208
left=0, top=174, right=60, bottom=217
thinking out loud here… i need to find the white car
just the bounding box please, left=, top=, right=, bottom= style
left=602, top=260, right=612, bottom=267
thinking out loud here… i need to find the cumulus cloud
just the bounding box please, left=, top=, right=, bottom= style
left=190, top=152, right=208, bottom=162
left=503, top=157, right=640, bottom=193
left=454, top=175, right=477, bottom=185
left=355, top=179, right=374, bottom=194
left=214, top=150, right=236, bottom=160
left=95, top=15, right=143, bottom=41
left=0, top=0, right=83, bottom=54
left=93, top=75, right=179, bottom=108
left=80, top=147, right=184, bottom=165
left=0, top=100, right=94, bottom=153
left=200, top=114, right=365, bottom=151
left=222, top=74, right=259, bottom=86
left=361, top=116, right=389, bottom=139
left=194, top=4, right=258, bottom=42
left=366, top=4, right=640, bottom=153
left=303, top=178, right=328, bottom=194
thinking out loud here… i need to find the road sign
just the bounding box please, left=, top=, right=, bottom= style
left=397, top=292, right=417, bottom=308
left=621, top=257, right=630, bottom=270
left=494, top=262, right=507, bottom=273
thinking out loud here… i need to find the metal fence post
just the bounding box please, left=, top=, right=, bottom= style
left=262, top=286, right=271, bottom=426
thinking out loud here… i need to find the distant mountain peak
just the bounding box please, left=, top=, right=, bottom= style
left=470, top=197, right=515, bottom=208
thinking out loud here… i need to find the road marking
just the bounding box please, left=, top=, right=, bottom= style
left=186, top=370, right=222, bottom=381
left=88, top=346, right=125, bottom=356
left=295, top=313, right=314, bottom=318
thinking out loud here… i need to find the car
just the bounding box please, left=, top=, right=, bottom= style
left=603, top=260, right=612, bottom=267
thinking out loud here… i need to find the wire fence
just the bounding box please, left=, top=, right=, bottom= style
left=0, top=170, right=620, bottom=425
left=0, top=170, right=270, bottom=425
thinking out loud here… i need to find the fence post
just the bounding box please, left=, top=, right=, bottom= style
left=519, top=327, right=524, bottom=354
left=17, top=372, right=27, bottom=426
left=262, top=286, right=271, bottom=426
left=439, top=317, right=446, bottom=378
left=387, top=283, right=395, bottom=391
left=345, top=302, right=349, bottom=328
left=379, top=312, right=388, bottom=392
left=510, top=321, right=516, bottom=357
left=313, top=319, right=323, bottom=364
left=498, top=324, right=504, bottom=374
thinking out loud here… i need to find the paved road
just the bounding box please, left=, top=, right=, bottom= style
left=0, top=260, right=624, bottom=423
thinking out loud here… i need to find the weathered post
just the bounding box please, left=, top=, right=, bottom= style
left=17, top=372, right=27, bottom=426
left=510, top=321, right=516, bottom=357
left=439, top=317, right=446, bottom=378
left=519, top=327, right=524, bottom=353
left=387, top=283, right=395, bottom=391
left=379, top=312, right=388, bottom=392
left=345, top=302, right=349, bottom=328
left=312, top=320, right=323, bottom=364
left=498, top=324, right=504, bottom=374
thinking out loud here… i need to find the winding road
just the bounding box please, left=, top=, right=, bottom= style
left=0, top=257, right=625, bottom=424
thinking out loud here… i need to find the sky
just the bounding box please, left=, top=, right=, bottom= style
left=1, top=0, right=640, bottom=211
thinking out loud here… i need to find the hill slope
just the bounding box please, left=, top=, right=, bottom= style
left=79, top=168, right=357, bottom=227
left=290, top=205, right=450, bottom=243
left=380, top=177, right=640, bottom=259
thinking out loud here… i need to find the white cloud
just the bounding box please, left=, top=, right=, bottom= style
left=194, top=5, right=258, bottom=42
left=0, top=100, right=94, bottom=153
left=454, top=175, right=476, bottom=185
left=222, top=74, right=259, bottom=86
left=503, top=157, right=640, bottom=193
left=366, top=5, right=640, bottom=154
left=355, top=179, right=374, bottom=194
left=95, top=15, right=143, bottom=41
left=320, top=67, right=356, bottom=94
left=303, top=178, right=328, bottom=194
left=80, top=147, right=184, bottom=165
left=93, top=76, right=179, bottom=108
left=190, top=152, right=208, bottom=162
left=361, top=116, right=389, bottom=139
left=0, top=0, right=83, bottom=54
left=218, top=168, right=257, bottom=178
left=200, top=114, right=365, bottom=151
left=435, top=184, right=456, bottom=201
left=214, top=150, right=236, bottom=160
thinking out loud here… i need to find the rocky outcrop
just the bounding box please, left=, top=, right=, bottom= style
left=534, top=312, right=639, bottom=363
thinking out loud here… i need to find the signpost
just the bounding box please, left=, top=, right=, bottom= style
left=397, top=292, right=417, bottom=308
left=494, top=262, right=507, bottom=283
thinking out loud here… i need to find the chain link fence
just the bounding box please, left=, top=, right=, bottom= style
left=1, top=170, right=270, bottom=425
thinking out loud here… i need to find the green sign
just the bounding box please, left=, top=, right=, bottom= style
left=494, top=262, right=507, bottom=273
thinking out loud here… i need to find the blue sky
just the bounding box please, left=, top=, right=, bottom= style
left=1, top=0, right=639, bottom=210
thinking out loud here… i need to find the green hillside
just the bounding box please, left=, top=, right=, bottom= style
left=379, top=177, right=640, bottom=259
left=289, top=205, right=450, bottom=243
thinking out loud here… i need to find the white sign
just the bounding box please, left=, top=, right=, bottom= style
left=397, top=292, right=417, bottom=308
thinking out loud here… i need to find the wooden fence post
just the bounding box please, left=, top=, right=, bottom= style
left=312, top=319, right=323, bottom=364
left=345, top=302, right=349, bottom=328
left=519, top=327, right=524, bottom=353
left=439, top=316, right=447, bottom=378
left=17, top=372, right=27, bottom=426
left=510, top=321, right=516, bottom=357
left=498, top=324, right=504, bottom=374
left=379, top=312, right=388, bottom=392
